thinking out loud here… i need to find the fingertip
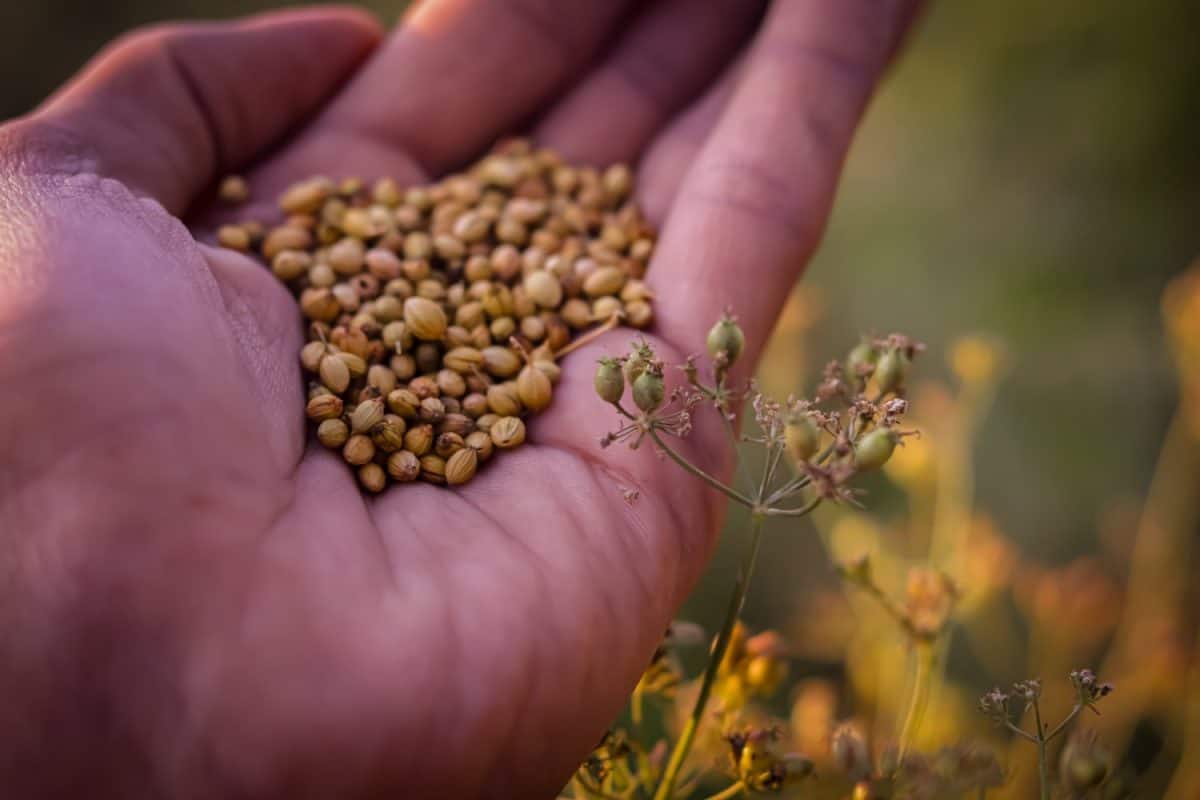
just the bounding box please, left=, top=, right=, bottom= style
left=240, top=5, right=386, bottom=59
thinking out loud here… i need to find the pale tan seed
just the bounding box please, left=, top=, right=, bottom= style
left=524, top=270, right=563, bottom=309
left=419, top=454, right=447, bottom=484
left=343, top=434, right=375, bottom=466
left=403, top=296, right=448, bottom=341
left=490, top=416, right=526, bottom=449
left=404, top=424, right=434, bottom=456
left=317, top=418, right=349, bottom=449
left=583, top=265, right=626, bottom=297
left=358, top=463, right=387, bottom=493
left=486, top=383, right=522, bottom=416
left=318, top=354, right=351, bottom=393
left=517, top=364, right=552, bottom=412
left=218, top=175, right=250, bottom=205
left=386, top=450, right=420, bottom=482
left=445, top=447, right=478, bottom=485
left=481, top=346, right=522, bottom=378
left=306, top=394, right=344, bottom=422
left=217, top=225, right=251, bottom=251
left=350, top=397, right=385, bottom=434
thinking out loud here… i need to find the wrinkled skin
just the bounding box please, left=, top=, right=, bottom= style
left=0, top=2, right=918, bottom=797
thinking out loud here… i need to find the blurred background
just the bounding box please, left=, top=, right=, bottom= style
left=5, top=0, right=1198, bottom=797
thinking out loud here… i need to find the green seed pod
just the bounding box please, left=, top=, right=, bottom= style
left=632, top=367, right=665, bottom=413
left=706, top=315, right=745, bottom=366
left=872, top=348, right=909, bottom=395
left=784, top=414, right=820, bottom=463
left=594, top=358, right=625, bottom=404
left=846, top=339, right=879, bottom=381
left=853, top=428, right=899, bottom=471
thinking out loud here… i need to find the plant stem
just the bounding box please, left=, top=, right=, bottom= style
left=700, top=782, right=746, bottom=800
left=649, top=429, right=755, bottom=507
left=652, top=516, right=766, bottom=800
left=1033, top=699, right=1049, bottom=800
left=1045, top=703, right=1083, bottom=742
left=896, top=640, right=934, bottom=764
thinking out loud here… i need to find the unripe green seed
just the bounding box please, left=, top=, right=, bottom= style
left=706, top=315, right=744, bottom=366
left=632, top=367, right=664, bottom=413
left=594, top=358, right=625, bottom=404
left=854, top=428, right=899, bottom=471
left=784, top=414, right=820, bottom=463
left=872, top=348, right=909, bottom=395
left=846, top=340, right=879, bottom=380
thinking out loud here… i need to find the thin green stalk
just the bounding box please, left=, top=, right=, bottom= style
left=1033, top=700, right=1049, bottom=800
left=700, top=782, right=746, bottom=800
left=648, top=429, right=755, bottom=508
left=896, top=641, right=934, bottom=764
left=1045, top=704, right=1083, bottom=742
left=652, top=517, right=766, bottom=800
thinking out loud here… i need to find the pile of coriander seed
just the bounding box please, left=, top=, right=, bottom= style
left=217, top=139, right=655, bottom=492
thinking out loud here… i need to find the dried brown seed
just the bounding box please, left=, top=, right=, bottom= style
left=317, top=418, right=349, bottom=449
left=583, top=265, right=626, bottom=297
left=435, top=432, right=465, bottom=459
left=279, top=178, right=331, bottom=214
left=386, top=450, right=420, bottom=482
left=438, top=413, right=474, bottom=437
left=443, top=346, right=484, bottom=373
left=534, top=359, right=561, bottom=384
left=336, top=351, right=368, bottom=379
left=436, top=369, right=466, bottom=397
left=358, top=463, right=387, bottom=493
left=486, top=383, right=522, bottom=416
left=387, top=388, right=420, bottom=419
left=262, top=225, right=313, bottom=260
left=419, top=454, right=447, bottom=484
left=329, top=237, right=366, bottom=275
left=462, top=393, right=489, bottom=418
left=300, top=288, right=341, bottom=323
left=626, top=299, right=653, bottom=329
left=490, top=416, right=526, bottom=449
left=318, top=353, right=351, bottom=393
left=445, top=447, right=478, bottom=485
left=409, top=375, right=440, bottom=399
left=517, top=364, right=553, bottom=412
left=343, top=434, right=376, bottom=466
left=391, top=353, right=417, bottom=380
left=349, top=397, right=385, bottom=434
left=403, top=424, right=434, bottom=456
left=418, top=396, right=446, bottom=423
left=272, top=250, right=312, bottom=281
left=403, top=296, right=448, bottom=341
left=523, top=270, right=562, bottom=309
left=306, top=394, right=344, bottom=422
left=481, top=346, right=522, bottom=378
left=371, top=417, right=407, bottom=453
left=217, top=225, right=251, bottom=251
left=465, top=430, right=494, bottom=461
left=300, top=341, right=327, bottom=373
left=365, top=248, right=403, bottom=280
left=218, top=175, right=250, bottom=205
left=367, top=364, right=398, bottom=395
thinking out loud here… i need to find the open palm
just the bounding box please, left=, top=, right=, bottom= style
left=0, top=2, right=916, bottom=796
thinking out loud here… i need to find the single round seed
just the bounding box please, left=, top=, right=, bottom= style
left=517, top=364, right=552, bottom=412
left=523, top=269, right=562, bottom=309
left=403, top=296, right=448, bottom=341
left=343, top=434, right=375, bottom=466
left=403, top=424, right=434, bottom=456
left=318, top=353, right=351, bottom=393
left=317, top=418, right=349, bottom=449
left=445, top=447, right=478, bottom=485
left=490, top=416, right=526, bottom=449
left=387, top=450, right=420, bottom=482
left=419, top=454, right=447, bottom=484
left=358, top=463, right=387, bottom=493
left=218, top=175, right=250, bottom=205
left=306, top=394, right=343, bottom=422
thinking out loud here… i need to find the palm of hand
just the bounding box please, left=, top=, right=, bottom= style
left=0, top=2, right=914, bottom=796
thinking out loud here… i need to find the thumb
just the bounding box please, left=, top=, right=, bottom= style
left=34, top=6, right=381, bottom=214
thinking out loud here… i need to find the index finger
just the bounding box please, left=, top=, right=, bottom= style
left=645, top=0, right=922, bottom=371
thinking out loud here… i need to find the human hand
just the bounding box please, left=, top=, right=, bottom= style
left=0, top=1, right=918, bottom=796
